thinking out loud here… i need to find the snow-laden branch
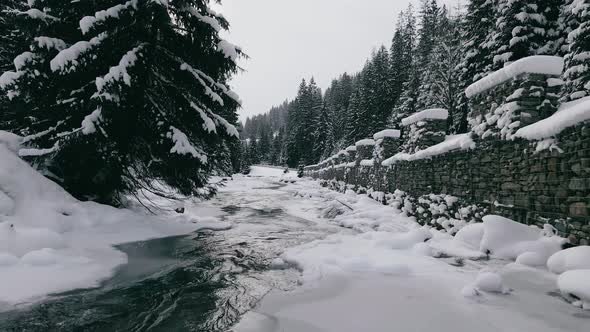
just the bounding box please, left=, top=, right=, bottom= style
left=180, top=63, right=225, bottom=105
left=34, top=37, right=66, bottom=51
left=5, top=8, right=59, bottom=22
left=50, top=33, right=107, bottom=72
left=184, top=6, right=221, bottom=32
left=93, top=45, right=142, bottom=101
left=179, top=62, right=241, bottom=105
left=79, top=0, right=138, bottom=34
left=168, top=126, right=208, bottom=163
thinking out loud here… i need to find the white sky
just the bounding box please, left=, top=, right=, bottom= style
left=215, top=0, right=458, bottom=122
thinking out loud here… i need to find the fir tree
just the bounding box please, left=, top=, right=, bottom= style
left=491, top=0, right=560, bottom=69
left=0, top=0, right=242, bottom=204
left=313, top=103, right=335, bottom=161
left=562, top=0, right=590, bottom=101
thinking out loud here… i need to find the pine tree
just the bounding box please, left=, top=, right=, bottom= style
left=491, top=0, right=560, bottom=69
left=562, top=0, right=590, bottom=101
left=418, top=9, right=463, bottom=133
left=0, top=0, right=242, bottom=204
left=313, top=104, right=335, bottom=161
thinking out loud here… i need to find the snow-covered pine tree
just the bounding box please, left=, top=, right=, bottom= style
left=557, top=0, right=579, bottom=56
left=313, top=103, right=335, bottom=161
left=389, top=11, right=410, bottom=111
left=366, top=46, right=393, bottom=133
left=418, top=9, right=463, bottom=133
left=345, top=82, right=363, bottom=144
left=491, top=0, right=561, bottom=70
left=561, top=0, right=590, bottom=101
left=0, top=0, right=242, bottom=204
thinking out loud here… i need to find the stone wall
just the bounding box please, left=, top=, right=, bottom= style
left=305, top=62, right=590, bottom=244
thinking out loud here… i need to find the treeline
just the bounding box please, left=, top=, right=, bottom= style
left=243, top=0, right=588, bottom=168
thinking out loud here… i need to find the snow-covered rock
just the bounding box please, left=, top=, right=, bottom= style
left=480, top=215, right=563, bottom=260
left=465, top=56, right=564, bottom=98
left=557, top=270, right=590, bottom=309
left=547, top=246, right=590, bottom=274
left=516, top=251, right=547, bottom=267
left=515, top=96, right=590, bottom=140
left=382, top=134, right=475, bottom=166
left=474, top=271, right=510, bottom=294
left=345, top=145, right=357, bottom=152
left=373, top=129, right=401, bottom=140
left=454, top=223, right=485, bottom=250
left=401, top=108, right=449, bottom=126
left=355, top=139, right=375, bottom=147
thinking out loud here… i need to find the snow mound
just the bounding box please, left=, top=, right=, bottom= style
left=516, top=251, right=547, bottom=267
left=474, top=271, right=510, bottom=294
left=480, top=215, right=563, bottom=261
left=454, top=223, right=485, bottom=249
left=0, top=131, right=23, bottom=153
left=401, top=108, right=448, bottom=126
left=373, top=129, right=401, bottom=140
left=547, top=246, right=590, bottom=274
left=465, top=56, right=564, bottom=98
left=515, top=96, right=590, bottom=140
left=558, top=270, right=590, bottom=310
left=345, top=145, right=357, bottom=152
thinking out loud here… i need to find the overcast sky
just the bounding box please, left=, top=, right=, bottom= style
left=215, top=0, right=457, bottom=122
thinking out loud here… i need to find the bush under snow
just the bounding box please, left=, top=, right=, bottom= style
left=557, top=270, right=590, bottom=310
left=547, top=246, right=590, bottom=274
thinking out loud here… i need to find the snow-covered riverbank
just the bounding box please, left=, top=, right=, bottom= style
left=234, top=168, right=590, bottom=332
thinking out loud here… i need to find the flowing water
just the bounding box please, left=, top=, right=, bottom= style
left=0, top=178, right=335, bottom=332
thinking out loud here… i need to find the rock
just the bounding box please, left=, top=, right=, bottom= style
left=570, top=203, right=588, bottom=217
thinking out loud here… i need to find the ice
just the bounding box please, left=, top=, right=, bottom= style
left=465, top=56, right=565, bottom=97
left=558, top=270, right=590, bottom=309
left=401, top=108, right=449, bottom=126
left=547, top=246, right=590, bottom=274
left=515, top=96, right=590, bottom=140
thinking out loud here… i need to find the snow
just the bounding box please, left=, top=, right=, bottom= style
left=359, top=159, right=374, bottom=167
left=480, top=215, right=564, bottom=261
left=94, top=46, right=141, bottom=97
left=515, top=96, right=590, bottom=140
left=355, top=139, right=375, bottom=147
left=185, top=5, right=222, bottom=32
left=454, top=222, right=485, bottom=249
left=345, top=145, right=356, bottom=152
left=50, top=33, right=107, bottom=72
left=34, top=37, right=66, bottom=51
left=80, top=0, right=138, bottom=35
left=466, top=56, right=565, bottom=98
left=8, top=8, right=58, bottom=21
left=558, top=270, right=590, bottom=309
left=0, top=131, right=23, bottom=153
left=401, top=108, right=449, bottom=126
left=217, top=40, right=240, bottom=61
left=372, top=129, right=400, bottom=140
left=473, top=271, right=510, bottom=294
left=167, top=126, right=208, bottom=163
left=0, top=143, right=214, bottom=305
left=382, top=133, right=475, bottom=166
left=547, top=246, right=590, bottom=274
